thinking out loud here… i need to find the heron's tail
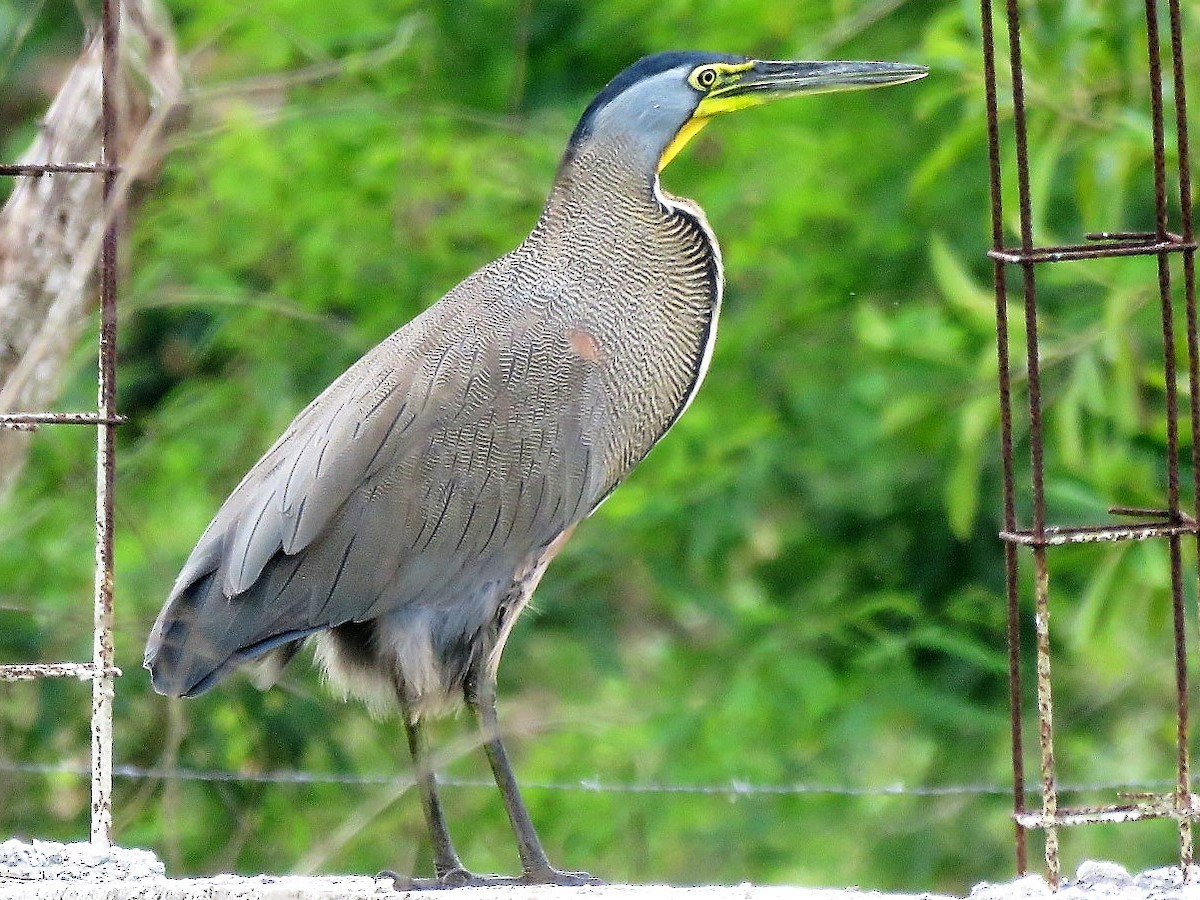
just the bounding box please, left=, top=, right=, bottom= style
left=144, top=563, right=317, bottom=698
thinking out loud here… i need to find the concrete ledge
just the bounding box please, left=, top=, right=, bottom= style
left=0, top=881, right=953, bottom=900
left=1, top=874, right=381, bottom=900
left=3, top=841, right=1199, bottom=900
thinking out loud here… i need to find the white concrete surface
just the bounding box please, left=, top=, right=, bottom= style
left=0, top=879, right=954, bottom=900
left=4, top=840, right=1200, bottom=900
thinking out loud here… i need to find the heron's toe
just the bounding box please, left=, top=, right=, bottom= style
left=437, top=867, right=474, bottom=888
left=379, top=868, right=536, bottom=890
left=520, top=866, right=604, bottom=887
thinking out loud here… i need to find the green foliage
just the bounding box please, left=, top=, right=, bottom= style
left=2, top=0, right=1200, bottom=892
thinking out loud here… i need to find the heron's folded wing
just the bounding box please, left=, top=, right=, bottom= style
left=171, top=300, right=474, bottom=605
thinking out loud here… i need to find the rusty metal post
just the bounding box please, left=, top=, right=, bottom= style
left=1175, top=18, right=1200, bottom=841
left=981, top=0, right=1198, bottom=885
left=1000, top=0, right=1061, bottom=881
left=0, top=0, right=123, bottom=848
left=1139, top=0, right=1196, bottom=872
left=1168, top=0, right=1200, bottom=870
left=91, top=0, right=121, bottom=849
left=978, top=0, right=1027, bottom=873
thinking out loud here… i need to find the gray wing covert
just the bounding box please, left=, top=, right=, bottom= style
left=172, top=300, right=465, bottom=603
left=146, top=265, right=616, bottom=696
left=145, top=296, right=482, bottom=693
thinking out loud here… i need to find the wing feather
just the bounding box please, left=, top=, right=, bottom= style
left=147, top=262, right=619, bottom=696
left=183, top=301, right=467, bottom=602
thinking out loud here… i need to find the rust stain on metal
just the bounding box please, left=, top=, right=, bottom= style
left=980, top=0, right=1198, bottom=884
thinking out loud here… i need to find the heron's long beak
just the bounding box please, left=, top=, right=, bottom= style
left=696, top=59, right=928, bottom=117
left=658, top=58, right=927, bottom=172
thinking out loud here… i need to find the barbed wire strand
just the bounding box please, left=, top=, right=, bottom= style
left=0, top=758, right=1184, bottom=799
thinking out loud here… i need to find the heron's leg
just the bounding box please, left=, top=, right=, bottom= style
left=400, top=703, right=467, bottom=881
left=468, top=675, right=601, bottom=886
left=380, top=689, right=479, bottom=890
left=469, top=683, right=550, bottom=871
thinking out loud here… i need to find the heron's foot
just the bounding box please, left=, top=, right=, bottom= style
left=518, top=866, right=603, bottom=887
left=379, top=866, right=602, bottom=890
left=378, top=868, right=471, bottom=890
left=378, top=868, right=525, bottom=890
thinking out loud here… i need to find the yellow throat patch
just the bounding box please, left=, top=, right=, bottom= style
left=658, top=115, right=711, bottom=172
left=656, top=61, right=763, bottom=172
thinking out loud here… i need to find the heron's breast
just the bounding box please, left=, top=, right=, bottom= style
left=536, top=203, right=722, bottom=479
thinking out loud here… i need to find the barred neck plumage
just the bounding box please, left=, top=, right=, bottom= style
left=535, top=135, right=711, bottom=256
left=517, top=132, right=725, bottom=503
left=531, top=131, right=724, bottom=315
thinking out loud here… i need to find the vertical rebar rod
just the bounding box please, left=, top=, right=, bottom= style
left=979, top=0, right=1028, bottom=873
left=1030, top=550, right=1055, bottom=885
left=91, top=0, right=120, bottom=848
left=1142, top=0, right=1193, bottom=871
left=1001, top=0, right=1059, bottom=883
left=1171, top=0, right=1200, bottom=670
left=1165, top=0, right=1199, bottom=871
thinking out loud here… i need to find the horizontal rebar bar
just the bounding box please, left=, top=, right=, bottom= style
left=1110, top=505, right=1196, bottom=523
left=1086, top=231, right=1185, bottom=242
left=990, top=237, right=1196, bottom=265
left=0, top=663, right=122, bottom=681
left=0, top=163, right=118, bottom=176
left=0, top=412, right=126, bottom=429
left=1001, top=522, right=1198, bottom=546
left=1016, top=794, right=1200, bottom=828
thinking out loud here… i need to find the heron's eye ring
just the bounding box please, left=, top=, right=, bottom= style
left=694, top=66, right=718, bottom=89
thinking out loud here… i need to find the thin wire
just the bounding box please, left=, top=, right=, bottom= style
left=0, top=758, right=1187, bottom=799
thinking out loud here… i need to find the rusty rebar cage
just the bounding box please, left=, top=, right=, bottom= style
left=0, top=0, right=123, bottom=847
left=980, top=0, right=1198, bottom=886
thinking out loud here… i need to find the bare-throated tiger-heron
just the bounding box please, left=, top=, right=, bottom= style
left=145, top=51, right=927, bottom=887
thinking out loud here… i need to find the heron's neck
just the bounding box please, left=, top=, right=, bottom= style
left=540, top=135, right=667, bottom=229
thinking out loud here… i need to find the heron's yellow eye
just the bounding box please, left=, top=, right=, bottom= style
left=690, top=66, right=719, bottom=91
